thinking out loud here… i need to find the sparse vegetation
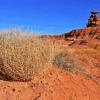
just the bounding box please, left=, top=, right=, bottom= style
left=52, top=50, right=97, bottom=82
left=0, top=29, right=56, bottom=81
left=52, top=51, right=79, bottom=74
left=0, top=29, right=99, bottom=83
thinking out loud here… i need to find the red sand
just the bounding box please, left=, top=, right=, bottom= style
left=0, top=67, right=100, bottom=100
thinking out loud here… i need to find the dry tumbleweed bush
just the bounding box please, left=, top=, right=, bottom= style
left=0, top=29, right=56, bottom=81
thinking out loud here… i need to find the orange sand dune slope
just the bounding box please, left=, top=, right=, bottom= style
left=0, top=67, right=100, bottom=100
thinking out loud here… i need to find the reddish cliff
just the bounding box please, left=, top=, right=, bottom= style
left=42, top=27, right=100, bottom=41
left=65, top=27, right=100, bottom=40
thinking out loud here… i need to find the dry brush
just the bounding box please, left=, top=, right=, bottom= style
left=0, top=29, right=56, bottom=81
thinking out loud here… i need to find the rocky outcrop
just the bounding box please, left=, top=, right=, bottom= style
left=65, top=26, right=100, bottom=40
left=41, top=27, right=100, bottom=42
left=87, top=12, right=100, bottom=27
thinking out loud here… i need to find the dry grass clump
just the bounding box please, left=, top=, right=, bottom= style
left=0, top=29, right=56, bottom=81
left=52, top=51, right=79, bottom=74
left=52, top=49, right=97, bottom=82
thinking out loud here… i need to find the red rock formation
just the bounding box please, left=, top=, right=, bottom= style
left=87, top=12, right=100, bottom=27
left=65, top=27, right=100, bottom=40
left=41, top=27, right=100, bottom=42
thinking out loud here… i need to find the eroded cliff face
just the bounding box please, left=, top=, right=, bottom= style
left=65, top=27, right=100, bottom=40
left=42, top=27, right=100, bottom=41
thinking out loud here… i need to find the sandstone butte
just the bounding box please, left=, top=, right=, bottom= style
left=0, top=12, right=100, bottom=100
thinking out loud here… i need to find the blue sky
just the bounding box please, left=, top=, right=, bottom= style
left=0, top=0, right=100, bottom=35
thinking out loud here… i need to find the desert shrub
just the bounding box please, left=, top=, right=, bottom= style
left=52, top=50, right=97, bottom=82
left=0, top=29, right=56, bottom=81
left=52, top=51, right=81, bottom=74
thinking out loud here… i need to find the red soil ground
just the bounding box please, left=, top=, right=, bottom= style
left=0, top=66, right=100, bottom=100
left=0, top=27, right=100, bottom=100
